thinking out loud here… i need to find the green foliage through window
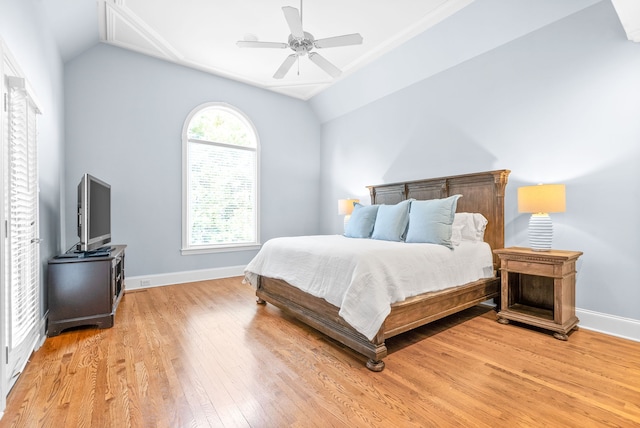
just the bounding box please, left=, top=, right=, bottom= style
left=188, top=108, right=256, bottom=148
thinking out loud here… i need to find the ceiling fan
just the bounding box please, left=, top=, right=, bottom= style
left=236, top=2, right=363, bottom=79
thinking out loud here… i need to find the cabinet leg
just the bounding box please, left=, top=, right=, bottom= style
left=497, top=317, right=509, bottom=325
left=256, top=297, right=266, bottom=305
left=553, top=332, right=568, bottom=341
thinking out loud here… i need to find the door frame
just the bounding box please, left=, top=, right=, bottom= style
left=0, top=36, right=44, bottom=415
left=0, top=36, right=10, bottom=418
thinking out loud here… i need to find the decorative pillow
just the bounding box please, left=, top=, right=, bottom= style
left=344, top=203, right=379, bottom=238
left=451, top=224, right=464, bottom=246
left=452, top=212, right=488, bottom=242
left=405, top=195, right=462, bottom=248
left=371, top=199, right=412, bottom=242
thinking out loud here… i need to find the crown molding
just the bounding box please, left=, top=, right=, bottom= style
left=611, top=0, right=640, bottom=42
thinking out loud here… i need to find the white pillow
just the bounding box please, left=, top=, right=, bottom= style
left=451, top=224, right=464, bottom=246
left=451, top=213, right=488, bottom=244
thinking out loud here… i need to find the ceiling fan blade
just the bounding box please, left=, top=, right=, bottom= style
left=273, top=54, right=297, bottom=79
left=314, top=33, right=363, bottom=49
left=282, top=6, right=304, bottom=39
left=308, top=52, right=341, bottom=78
left=237, top=41, right=288, bottom=49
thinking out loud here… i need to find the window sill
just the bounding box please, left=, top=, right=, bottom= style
left=181, top=243, right=261, bottom=256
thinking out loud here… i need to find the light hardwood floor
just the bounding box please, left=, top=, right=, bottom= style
left=1, top=277, right=639, bottom=427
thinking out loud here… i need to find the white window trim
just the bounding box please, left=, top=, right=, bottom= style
left=180, top=102, right=260, bottom=255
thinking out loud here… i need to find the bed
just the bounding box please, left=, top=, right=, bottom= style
left=246, top=169, right=510, bottom=371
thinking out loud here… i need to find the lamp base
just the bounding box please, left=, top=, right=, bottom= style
left=343, top=214, right=351, bottom=233
left=528, top=213, right=553, bottom=251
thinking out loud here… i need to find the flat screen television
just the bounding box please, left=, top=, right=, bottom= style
left=76, top=174, right=111, bottom=252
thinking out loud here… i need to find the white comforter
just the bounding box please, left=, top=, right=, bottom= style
left=244, top=235, right=494, bottom=340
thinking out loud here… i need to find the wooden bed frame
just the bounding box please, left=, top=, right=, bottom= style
left=255, top=169, right=510, bottom=371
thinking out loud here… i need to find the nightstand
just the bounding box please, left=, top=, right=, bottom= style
left=493, top=247, right=582, bottom=340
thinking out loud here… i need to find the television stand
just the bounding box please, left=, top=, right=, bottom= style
left=47, top=245, right=126, bottom=336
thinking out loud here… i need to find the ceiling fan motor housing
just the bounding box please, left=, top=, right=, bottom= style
left=288, top=32, right=315, bottom=56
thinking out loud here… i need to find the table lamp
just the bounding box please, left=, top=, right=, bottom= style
left=518, top=184, right=566, bottom=251
left=338, top=198, right=359, bottom=229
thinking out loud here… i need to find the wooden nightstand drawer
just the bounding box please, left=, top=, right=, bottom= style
left=504, top=260, right=555, bottom=277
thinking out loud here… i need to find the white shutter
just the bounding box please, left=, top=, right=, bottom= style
left=5, top=75, right=40, bottom=388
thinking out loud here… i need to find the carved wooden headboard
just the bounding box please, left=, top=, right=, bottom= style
left=367, top=169, right=510, bottom=268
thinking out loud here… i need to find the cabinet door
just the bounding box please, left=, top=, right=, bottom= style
left=48, top=261, right=111, bottom=321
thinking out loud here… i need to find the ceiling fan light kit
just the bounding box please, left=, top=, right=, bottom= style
left=237, top=1, right=363, bottom=79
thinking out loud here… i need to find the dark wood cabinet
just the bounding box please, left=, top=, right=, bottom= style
left=47, top=245, right=126, bottom=336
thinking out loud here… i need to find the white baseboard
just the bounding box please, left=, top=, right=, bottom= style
left=125, top=265, right=245, bottom=291
left=576, top=308, right=640, bottom=342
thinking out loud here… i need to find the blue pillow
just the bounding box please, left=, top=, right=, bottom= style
left=405, top=195, right=462, bottom=248
left=371, top=199, right=412, bottom=242
left=344, top=204, right=379, bottom=238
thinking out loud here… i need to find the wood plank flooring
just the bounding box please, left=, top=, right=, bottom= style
left=1, top=277, right=639, bottom=427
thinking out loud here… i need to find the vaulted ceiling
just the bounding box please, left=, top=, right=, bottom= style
left=41, top=0, right=639, bottom=101
left=96, top=0, right=476, bottom=100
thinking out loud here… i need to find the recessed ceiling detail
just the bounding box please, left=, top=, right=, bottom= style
left=611, top=0, right=640, bottom=42
left=101, top=2, right=182, bottom=62
left=98, top=0, right=475, bottom=99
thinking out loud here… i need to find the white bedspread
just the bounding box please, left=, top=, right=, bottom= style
left=244, top=235, right=494, bottom=340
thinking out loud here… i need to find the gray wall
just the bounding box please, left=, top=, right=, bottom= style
left=310, top=0, right=602, bottom=123
left=0, top=0, right=65, bottom=316
left=316, top=1, right=640, bottom=321
left=64, top=44, right=321, bottom=277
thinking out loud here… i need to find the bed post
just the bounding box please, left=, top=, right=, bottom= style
left=256, top=276, right=266, bottom=304
left=491, top=170, right=510, bottom=269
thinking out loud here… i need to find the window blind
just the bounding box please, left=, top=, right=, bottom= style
left=188, top=141, right=257, bottom=245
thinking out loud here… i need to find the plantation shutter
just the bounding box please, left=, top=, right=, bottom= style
left=5, top=75, right=40, bottom=388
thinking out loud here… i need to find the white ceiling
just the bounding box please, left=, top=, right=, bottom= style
left=41, top=1, right=639, bottom=101
left=95, top=0, right=476, bottom=100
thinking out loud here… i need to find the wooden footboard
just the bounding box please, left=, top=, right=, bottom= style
left=257, top=275, right=499, bottom=371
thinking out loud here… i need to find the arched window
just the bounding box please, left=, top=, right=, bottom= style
left=181, top=103, right=259, bottom=254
